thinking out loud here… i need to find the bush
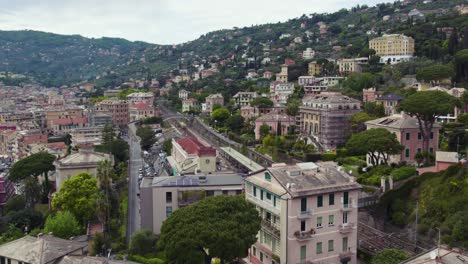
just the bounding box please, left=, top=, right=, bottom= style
left=391, top=166, right=416, bottom=181
left=128, top=255, right=165, bottom=264
left=129, top=229, right=158, bottom=256
left=322, top=152, right=337, bottom=161
left=43, top=211, right=82, bottom=239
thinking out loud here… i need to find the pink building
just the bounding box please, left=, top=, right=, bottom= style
left=284, top=58, right=296, bottom=66
left=362, top=88, right=381, bottom=103
left=245, top=162, right=361, bottom=264
left=255, top=112, right=295, bottom=140
left=263, top=71, right=273, bottom=79
left=365, top=113, right=440, bottom=165
left=298, top=76, right=319, bottom=86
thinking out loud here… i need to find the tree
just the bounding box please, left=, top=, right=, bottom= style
left=399, top=91, right=456, bottom=163
left=350, top=112, right=375, bottom=133
left=362, top=102, right=385, bottom=118
left=43, top=211, right=81, bottom=239
left=9, top=152, right=55, bottom=196
left=250, top=97, right=273, bottom=108
left=136, top=126, right=156, bottom=151
left=108, top=138, right=129, bottom=164
left=129, top=229, right=158, bottom=256
left=286, top=98, right=300, bottom=116
left=416, top=65, right=455, bottom=84
left=101, top=124, right=115, bottom=150
left=259, top=124, right=270, bottom=140
left=163, top=138, right=172, bottom=154
left=52, top=172, right=99, bottom=224
left=346, top=128, right=404, bottom=166
left=20, top=177, right=42, bottom=208
left=225, top=114, right=244, bottom=133
left=454, top=49, right=468, bottom=83
left=158, top=195, right=261, bottom=264
left=211, top=107, right=230, bottom=126
left=371, top=249, right=410, bottom=264
left=342, top=73, right=376, bottom=93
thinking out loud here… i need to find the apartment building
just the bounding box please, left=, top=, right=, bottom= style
left=298, top=76, right=319, bottom=86
left=365, top=113, right=439, bottom=165
left=94, top=99, right=129, bottom=126
left=245, top=162, right=361, bottom=264
left=70, top=126, right=104, bottom=146
left=300, top=93, right=360, bottom=150
left=129, top=102, right=155, bottom=122
left=178, top=89, right=189, bottom=100
left=337, top=59, right=362, bottom=75
left=276, top=65, right=289, bottom=82
left=375, top=94, right=403, bottom=116
left=369, top=34, right=415, bottom=64
left=166, top=137, right=217, bottom=175
left=255, top=113, right=296, bottom=140
left=203, top=93, right=224, bottom=113
left=270, top=82, right=295, bottom=104
left=140, top=174, right=244, bottom=235
left=308, top=62, right=323, bottom=77
left=44, top=107, right=85, bottom=131
left=127, top=92, right=154, bottom=106
left=233, top=92, right=260, bottom=107
left=182, top=98, right=200, bottom=113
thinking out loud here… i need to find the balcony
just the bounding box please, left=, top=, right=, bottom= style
left=297, top=209, right=313, bottom=219
left=339, top=251, right=353, bottom=261
left=340, top=202, right=355, bottom=212
left=293, top=229, right=315, bottom=241
left=338, top=223, right=354, bottom=234
left=261, top=219, right=281, bottom=237
left=245, top=193, right=280, bottom=215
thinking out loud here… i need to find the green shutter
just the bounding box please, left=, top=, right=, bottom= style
left=317, top=195, right=323, bottom=207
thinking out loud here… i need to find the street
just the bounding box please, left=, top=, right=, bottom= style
left=126, top=123, right=142, bottom=245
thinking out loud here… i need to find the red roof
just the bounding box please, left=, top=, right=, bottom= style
left=176, top=137, right=216, bottom=157
left=132, top=102, right=153, bottom=109
left=52, top=117, right=88, bottom=125
left=48, top=142, right=67, bottom=150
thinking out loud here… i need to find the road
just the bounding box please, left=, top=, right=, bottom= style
left=126, top=123, right=142, bottom=245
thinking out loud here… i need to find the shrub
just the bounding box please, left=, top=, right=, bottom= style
left=322, top=152, right=337, bottom=161
left=128, top=255, right=165, bottom=264
left=391, top=166, right=416, bottom=181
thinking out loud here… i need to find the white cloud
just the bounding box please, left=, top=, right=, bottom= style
left=0, top=0, right=386, bottom=44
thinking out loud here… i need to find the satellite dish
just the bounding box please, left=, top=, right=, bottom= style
left=430, top=251, right=437, bottom=260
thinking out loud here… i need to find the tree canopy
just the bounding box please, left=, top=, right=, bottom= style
left=8, top=152, right=55, bottom=183
left=416, top=64, right=455, bottom=82
left=371, top=249, right=410, bottom=264
left=43, top=211, right=82, bottom=239
left=129, top=229, right=158, bottom=256
left=346, top=128, right=404, bottom=166
left=211, top=107, right=230, bottom=125
left=158, top=195, right=261, bottom=263
left=250, top=97, right=274, bottom=108
left=52, top=172, right=99, bottom=224
left=136, top=126, right=157, bottom=151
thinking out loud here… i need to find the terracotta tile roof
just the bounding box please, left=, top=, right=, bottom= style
left=52, top=118, right=87, bottom=125
left=176, top=137, right=216, bottom=157
left=131, top=102, right=153, bottom=109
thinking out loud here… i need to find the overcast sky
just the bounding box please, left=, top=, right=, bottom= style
left=0, top=0, right=387, bottom=45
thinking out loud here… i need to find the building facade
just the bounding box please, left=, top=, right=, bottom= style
left=337, top=59, right=362, bottom=75
left=245, top=162, right=361, bottom=264
left=94, top=99, right=129, bottom=126
left=167, top=137, right=217, bottom=175
left=365, top=113, right=440, bottom=165
left=255, top=113, right=296, bottom=140
left=129, top=102, right=155, bottom=122
left=300, top=93, right=361, bottom=150
left=127, top=92, right=154, bottom=106
left=233, top=92, right=260, bottom=107
left=276, top=65, right=289, bottom=82
left=308, top=62, right=323, bottom=77
left=140, top=175, right=244, bottom=235
left=369, top=34, right=415, bottom=64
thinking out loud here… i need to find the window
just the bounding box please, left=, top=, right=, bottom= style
left=253, top=186, right=257, bottom=197
left=166, top=192, right=172, bottom=203
left=417, top=148, right=421, bottom=153
left=317, top=195, right=323, bottom=207
left=265, top=172, right=271, bottom=182
left=317, top=216, right=323, bottom=228
left=328, top=215, right=334, bottom=226
left=405, top=148, right=410, bottom=158
left=406, top=133, right=410, bottom=140
left=266, top=192, right=272, bottom=200
left=429, top=147, right=434, bottom=153
left=260, top=190, right=264, bottom=200
left=342, top=237, right=348, bottom=251
left=301, top=197, right=307, bottom=212
left=266, top=212, right=271, bottom=221
left=206, top=190, right=214, bottom=196
left=418, top=132, right=421, bottom=140
left=430, top=132, right=434, bottom=139
left=260, top=252, right=264, bottom=262
left=166, top=206, right=173, bottom=217
left=273, top=196, right=277, bottom=207
left=301, top=220, right=306, bottom=231
left=343, top=212, right=348, bottom=224
left=316, top=242, right=323, bottom=254
left=236, top=190, right=242, bottom=195
left=222, top=190, right=228, bottom=195
left=329, top=193, right=335, bottom=205
left=328, top=240, right=334, bottom=252
left=300, top=245, right=307, bottom=261
left=253, top=247, right=256, bottom=256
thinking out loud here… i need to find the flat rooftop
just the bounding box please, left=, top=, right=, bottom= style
left=141, top=174, right=244, bottom=188
left=220, top=147, right=264, bottom=172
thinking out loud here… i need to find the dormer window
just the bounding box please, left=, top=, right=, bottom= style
left=265, top=172, right=271, bottom=182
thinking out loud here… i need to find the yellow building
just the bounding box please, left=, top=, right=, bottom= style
left=369, top=34, right=415, bottom=64
left=308, top=61, right=322, bottom=76
left=337, top=59, right=362, bottom=75
left=276, top=64, right=288, bottom=82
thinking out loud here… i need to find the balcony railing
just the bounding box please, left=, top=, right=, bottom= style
left=293, top=229, right=315, bottom=241
left=338, top=223, right=354, bottom=234
left=297, top=209, right=313, bottom=219
left=261, top=219, right=280, bottom=237
left=339, top=251, right=353, bottom=261
left=340, top=201, right=356, bottom=211
left=245, top=193, right=280, bottom=214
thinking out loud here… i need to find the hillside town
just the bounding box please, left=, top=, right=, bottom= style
left=0, top=0, right=467, bottom=264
